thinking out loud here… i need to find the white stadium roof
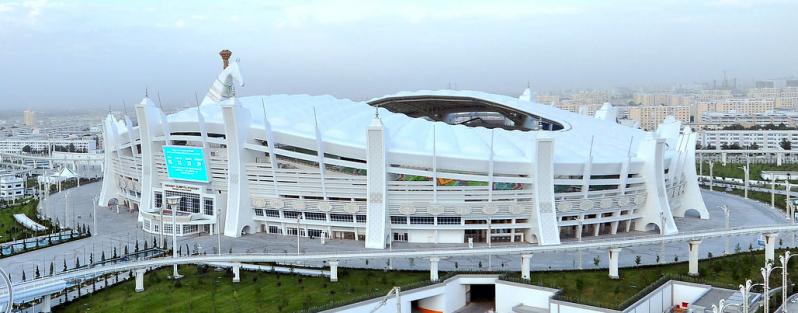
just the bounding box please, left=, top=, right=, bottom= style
left=163, top=89, right=651, bottom=171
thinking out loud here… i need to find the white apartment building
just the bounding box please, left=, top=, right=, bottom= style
left=700, top=111, right=798, bottom=129
left=697, top=129, right=798, bottom=150
left=0, top=175, right=24, bottom=200
left=627, top=105, right=691, bottom=130
left=0, top=138, right=97, bottom=154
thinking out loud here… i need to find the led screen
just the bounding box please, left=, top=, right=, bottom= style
left=162, top=146, right=209, bottom=183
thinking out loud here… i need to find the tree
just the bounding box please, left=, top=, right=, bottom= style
left=781, top=138, right=792, bottom=150
left=750, top=142, right=760, bottom=150
left=22, top=145, right=31, bottom=153
left=593, top=256, right=600, bottom=268
left=62, top=259, right=67, bottom=272
left=634, top=255, right=641, bottom=266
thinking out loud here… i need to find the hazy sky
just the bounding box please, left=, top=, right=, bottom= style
left=1, top=0, right=797, bottom=110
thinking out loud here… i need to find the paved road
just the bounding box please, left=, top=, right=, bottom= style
left=0, top=182, right=792, bottom=284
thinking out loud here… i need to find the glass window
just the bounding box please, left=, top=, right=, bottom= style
left=437, top=216, right=461, bottom=225
left=410, top=216, right=434, bottom=224
left=203, top=198, right=214, bottom=216
left=305, top=212, right=326, bottom=221
left=330, top=214, right=353, bottom=222
left=390, top=216, right=407, bottom=225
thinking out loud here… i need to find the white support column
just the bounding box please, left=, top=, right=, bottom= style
left=721, top=152, right=727, bottom=166
left=778, top=152, right=784, bottom=166
left=618, top=137, right=633, bottom=196
left=41, top=294, right=52, bottom=313
left=521, top=254, right=532, bottom=280
left=329, top=260, right=339, bottom=282
left=688, top=240, right=701, bottom=276
left=135, top=268, right=146, bottom=292
left=581, top=137, right=595, bottom=199
left=232, top=262, right=241, bottom=283
left=98, top=115, right=121, bottom=208
left=764, top=233, right=778, bottom=263
left=133, top=98, right=161, bottom=217
left=429, top=257, right=440, bottom=282
left=312, top=108, right=328, bottom=199
left=672, top=128, right=709, bottom=219
left=529, top=136, right=560, bottom=245
left=365, top=115, right=389, bottom=249
left=609, top=248, right=621, bottom=279
left=259, top=103, right=280, bottom=196
left=634, top=135, right=678, bottom=235
left=221, top=99, right=256, bottom=237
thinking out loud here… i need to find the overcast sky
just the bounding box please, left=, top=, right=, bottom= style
left=1, top=0, right=797, bottom=110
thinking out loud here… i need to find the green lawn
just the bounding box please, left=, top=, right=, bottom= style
left=55, top=266, right=429, bottom=313
left=724, top=187, right=788, bottom=211
left=519, top=250, right=790, bottom=309
left=0, top=199, right=55, bottom=243
left=698, top=162, right=798, bottom=181
left=56, top=250, right=795, bottom=312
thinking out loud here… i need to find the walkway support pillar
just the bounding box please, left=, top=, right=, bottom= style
left=365, top=115, right=389, bottom=249
left=135, top=268, right=146, bottom=292
left=232, top=262, right=241, bottom=283
left=688, top=240, right=701, bottom=276
left=521, top=254, right=532, bottom=280
left=429, top=257, right=440, bottom=282
left=329, top=261, right=339, bottom=282
left=41, top=294, right=52, bottom=313
left=765, top=233, right=778, bottom=263
left=609, top=248, right=621, bottom=279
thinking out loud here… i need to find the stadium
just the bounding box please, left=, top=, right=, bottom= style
left=98, top=51, right=708, bottom=249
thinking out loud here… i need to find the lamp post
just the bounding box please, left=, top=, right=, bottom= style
left=64, top=190, right=70, bottom=229
left=166, top=196, right=182, bottom=279
left=722, top=205, right=730, bottom=255
left=762, top=263, right=775, bottom=313
left=780, top=251, right=798, bottom=313
left=296, top=215, right=302, bottom=255
left=709, top=161, right=715, bottom=191
left=739, top=279, right=757, bottom=313
left=740, top=164, right=750, bottom=199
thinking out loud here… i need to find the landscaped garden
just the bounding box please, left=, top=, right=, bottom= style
left=698, top=161, right=798, bottom=181
left=54, top=248, right=796, bottom=313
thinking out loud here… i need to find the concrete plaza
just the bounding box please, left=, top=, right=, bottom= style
left=0, top=181, right=792, bottom=282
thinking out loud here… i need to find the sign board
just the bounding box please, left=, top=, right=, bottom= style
left=162, top=146, right=209, bottom=183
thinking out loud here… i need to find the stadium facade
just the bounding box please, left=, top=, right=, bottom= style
left=98, top=51, right=708, bottom=249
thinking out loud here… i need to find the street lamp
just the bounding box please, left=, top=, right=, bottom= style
left=762, top=263, right=775, bottom=313
left=780, top=251, right=798, bottom=313
left=722, top=205, right=730, bottom=255
left=739, top=164, right=750, bottom=199
left=296, top=215, right=303, bottom=255
left=739, top=279, right=761, bottom=313
left=166, top=195, right=182, bottom=279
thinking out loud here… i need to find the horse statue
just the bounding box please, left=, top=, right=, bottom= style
left=202, top=59, right=245, bottom=105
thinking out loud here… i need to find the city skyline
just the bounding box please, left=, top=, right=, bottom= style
left=1, top=0, right=798, bottom=110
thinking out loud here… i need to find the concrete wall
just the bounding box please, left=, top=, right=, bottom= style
left=407, top=229, right=465, bottom=244
left=625, top=282, right=672, bottom=313
left=672, top=282, right=709, bottom=307
left=495, top=280, right=557, bottom=313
